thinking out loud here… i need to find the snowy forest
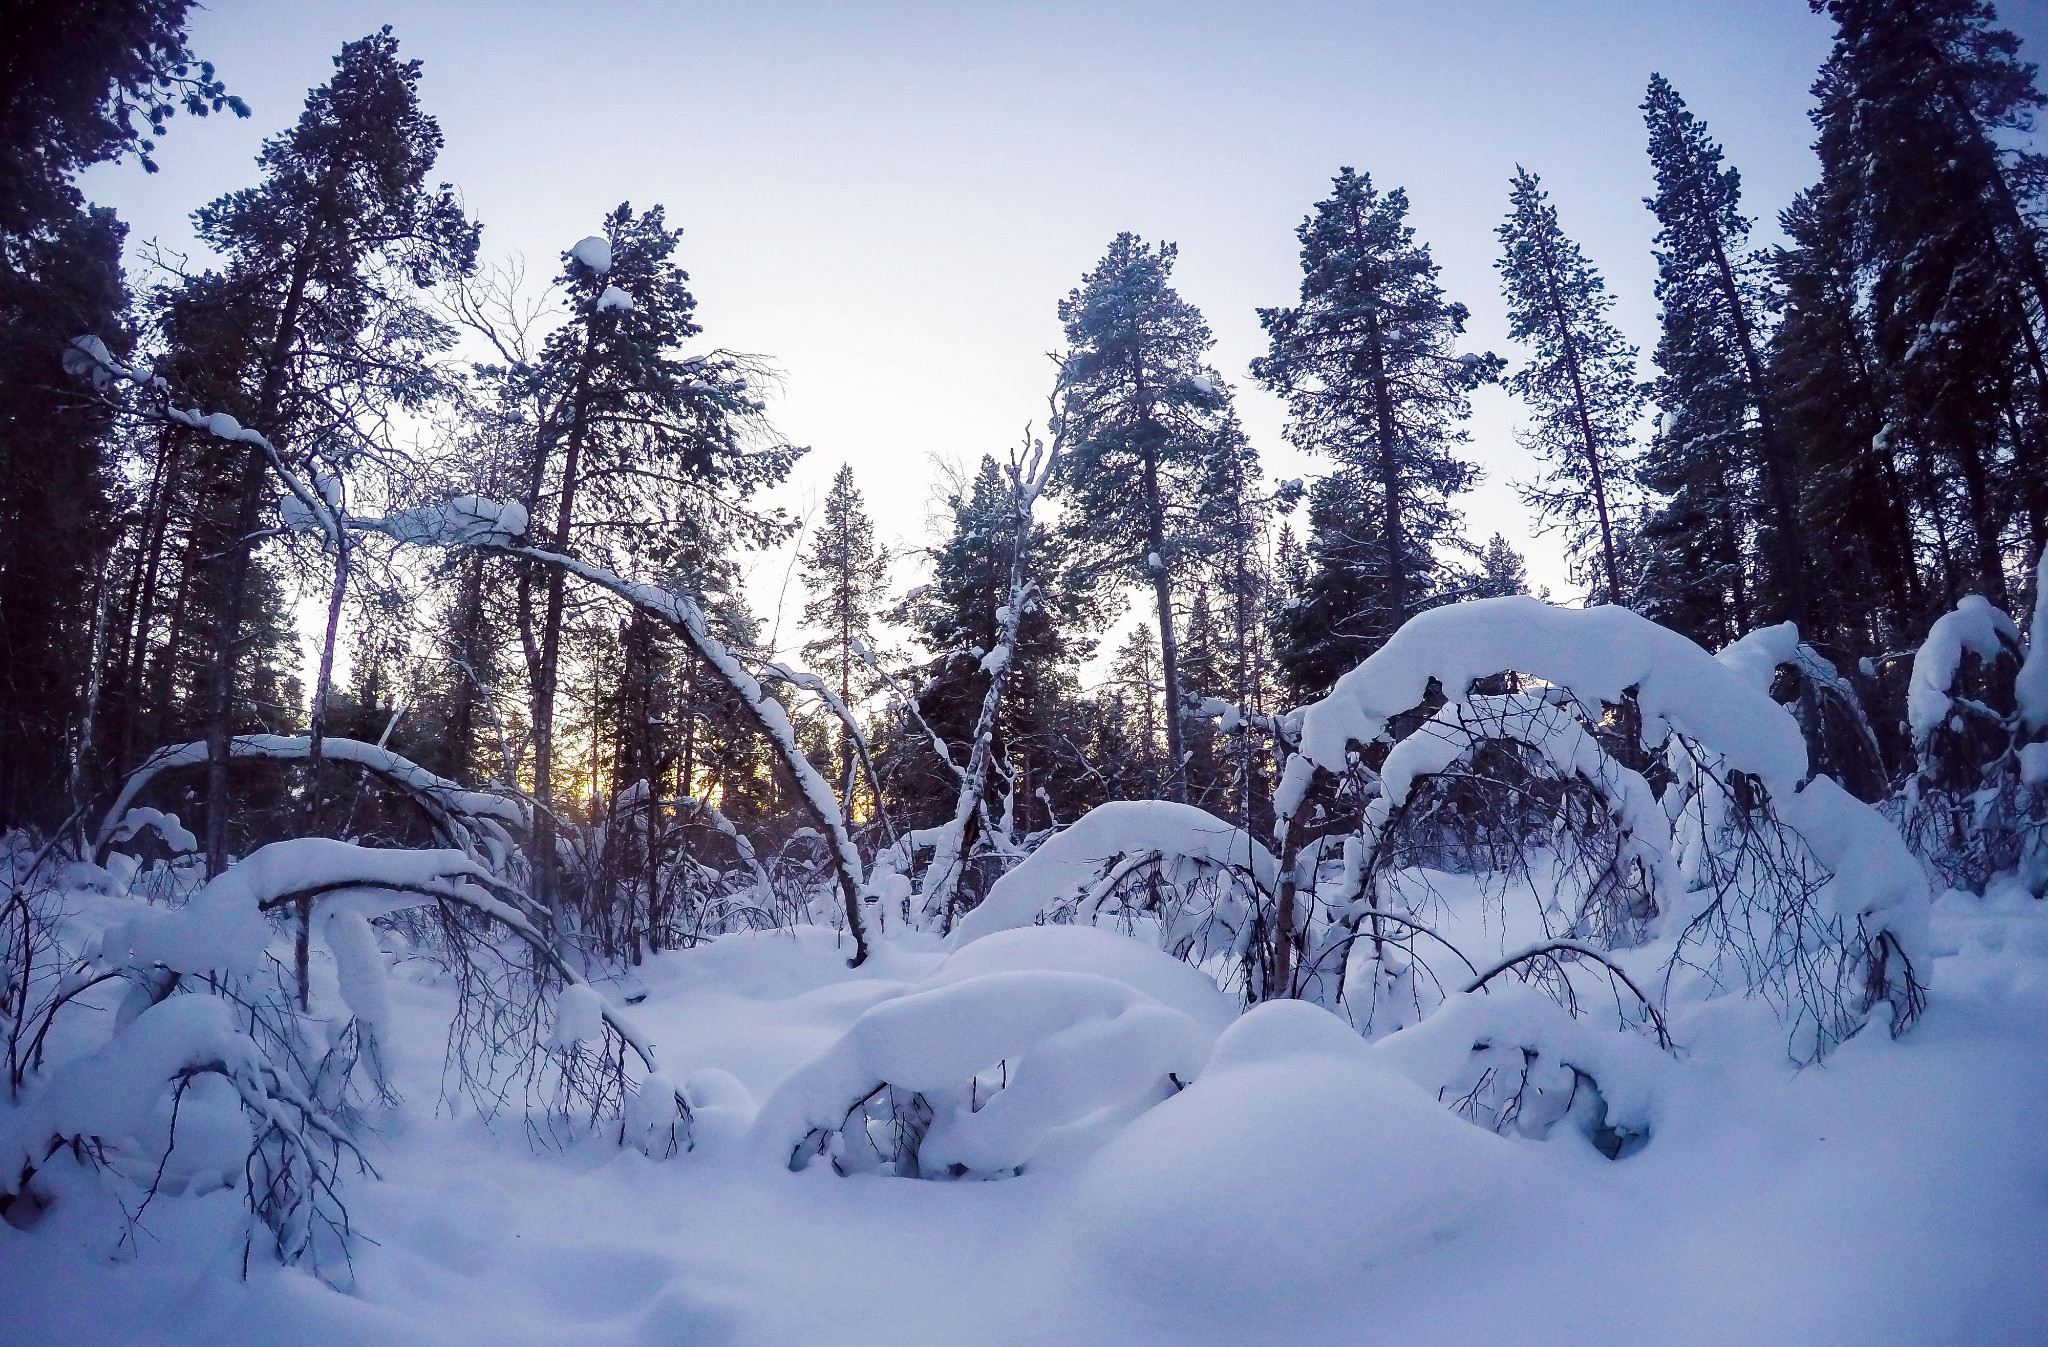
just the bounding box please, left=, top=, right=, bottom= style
left=3, top=2, right=2047, bottom=1343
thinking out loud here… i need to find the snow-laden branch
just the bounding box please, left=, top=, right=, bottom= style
left=762, top=661, right=896, bottom=845
left=97, top=735, right=525, bottom=871
left=484, top=544, right=873, bottom=963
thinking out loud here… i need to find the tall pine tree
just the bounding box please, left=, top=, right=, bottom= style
left=800, top=463, right=889, bottom=810
left=1056, top=234, right=1233, bottom=803
left=1496, top=167, right=1642, bottom=605
left=1253, top=168, right=1497, bottom=695
left=1639, top=75, right=1801, bottom=640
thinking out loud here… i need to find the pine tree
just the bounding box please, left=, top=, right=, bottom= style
left=1474, top=533, right=1529, bottom=598
left=1641, top=75, right=1801, bottom=635
left=1496, top=167, right=1642, bottom=605
left=1802, top=0, right=2047, bottom=606
left=800, top=463, right=889, bottom=807
left=162, top=28, right=478, bottom=871
left=0, top=0, right=245, bottom=827
left=900, top=454, right=1096, bottom=837
left=1253, top=168, right=1496, bottom=694
left=1056, top=233, right=1233, bottom=802
left=507, top=201, right=798, bottom=924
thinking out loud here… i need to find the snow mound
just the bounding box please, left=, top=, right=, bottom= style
left=749, top=968, right=1211, bottom=1177
left=1, top=994, right=259, bottom=1205
left=950, top=800, right=1277, bottom=946
left=595, top=285, right=634, bottom=312
left=926, top=924, right=1238, bottom=1037
left=569, top=235, right=612, bottom=274
left=1073, top=1000, right=1508, bottom=1301
left=1290, top=597, right=1807, bottom=806
left=1376, top=986, right=1669, bottom=1154
left=1908, top=594, right=2021, bottom=744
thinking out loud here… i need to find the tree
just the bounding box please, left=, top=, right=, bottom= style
left=1496, top=167, right=1641, bottom=605
left=1473, top=532, right=1529, bottom=598
left=0, top=0, right=244, bottom=828
left=500, top=202, right=797, bottom=930
left=165, top=28, right=478, bottom=872
left=1253, top=168, right=1496, bottom=694
left=1799, top=0, right=2048, bottom=609
left=1641, top=75, right=1801, bottom=632
left=800, top=463, right=889, bottom=811
left=1056, top=234, right=1233, bottom=803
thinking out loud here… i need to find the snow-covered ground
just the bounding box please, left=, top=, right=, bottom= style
left=6, top=876, right=2048, bottom=1347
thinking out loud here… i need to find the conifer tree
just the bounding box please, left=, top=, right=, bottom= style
left=1800, top=0, right=2047, bottom=606
left=0, top=0, right=245, bottom=827
left=1056, top=233, right=1232, bottom=802
left=800, top=463, right=889, bottom=807
left=1474, top=533, right=1529, bottom=598
left=1253, top=168, right=1496, bottom=694
left=164, top=28, right=478, bottom=871
left=1496, top=167, right=1641, bottom=605
left=1640, top=75, right=1801, bottom=635
left=507, top=201, right=798, bottom=925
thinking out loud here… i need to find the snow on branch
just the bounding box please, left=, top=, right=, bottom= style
left=97, top=734, right=525, bottom=871
left=1286, top=597, right=1808, bottom=821
left=949, top=800, right=1278, bottom=949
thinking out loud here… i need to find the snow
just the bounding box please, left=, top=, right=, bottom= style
left=595, top=285, right=634, bottom=312
left=7, top=897, right=2048, bottom=1345
left=2021, top=741, right=2048, bottom=789
left=547, top=983, right=606, bottom=1051
left=357, top=494, right=530, bottom=548
left=569, top=234, right=612, bottom=273
left=108, top=806, right=197, bottom=855
left=1780, top=774, right=1932, bottom=974
left=322, top=907, right=392, bottom=1042
left=948, top=799, right=1277, bottom=946
left=1291, top=597, right=1808, bottom=809
left=1073, top=999, right=1510, bottom=1300
left=749, top=966, right=1211, bottom=1176
left=1, top=994, right=260, bottom=1205
left=1908, top=593, right=2023, bottom=743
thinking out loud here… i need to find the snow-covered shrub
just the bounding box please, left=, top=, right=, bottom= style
left=1890, top=570, right=2048, bottom=895
left=753, top=927, right=1232, bottom=1178
left=0, top=992, right=365, bottom=1273
left=1281, top=597, right=1927, bottom=1059
left=948, top=800, right=1277, bottom=978
left=1376, top=985, right=1669, bottom=1158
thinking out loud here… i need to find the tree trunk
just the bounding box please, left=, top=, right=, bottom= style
left=203, top=231, right=320, bottom=877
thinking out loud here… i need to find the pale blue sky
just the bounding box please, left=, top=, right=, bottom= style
left=81, top=1, right=2048, bottom=652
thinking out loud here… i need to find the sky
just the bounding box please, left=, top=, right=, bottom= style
left=78, top=0, right=2048, bottom=674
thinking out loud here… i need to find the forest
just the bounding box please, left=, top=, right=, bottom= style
left=2, top=3, right=2046, bottom=1344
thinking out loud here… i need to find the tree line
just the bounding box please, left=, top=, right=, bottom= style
left=2, top=0, right=2044, bottom=951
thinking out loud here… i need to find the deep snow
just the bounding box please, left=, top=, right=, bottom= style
left=5, top=881, right=2047, bottom=1346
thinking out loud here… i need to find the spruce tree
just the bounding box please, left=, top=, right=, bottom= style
left=1474, top=533, right=1530, bottom=598
left=1641, top=75, right=1801, bottom=634
left=1496, top=167, right=1642, bottom=605
left=1056, top=233, right=1232, bottom=803
left=1253, top=168, right=1496, bottom=694
left=800, top=463, right=889, bottom=807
